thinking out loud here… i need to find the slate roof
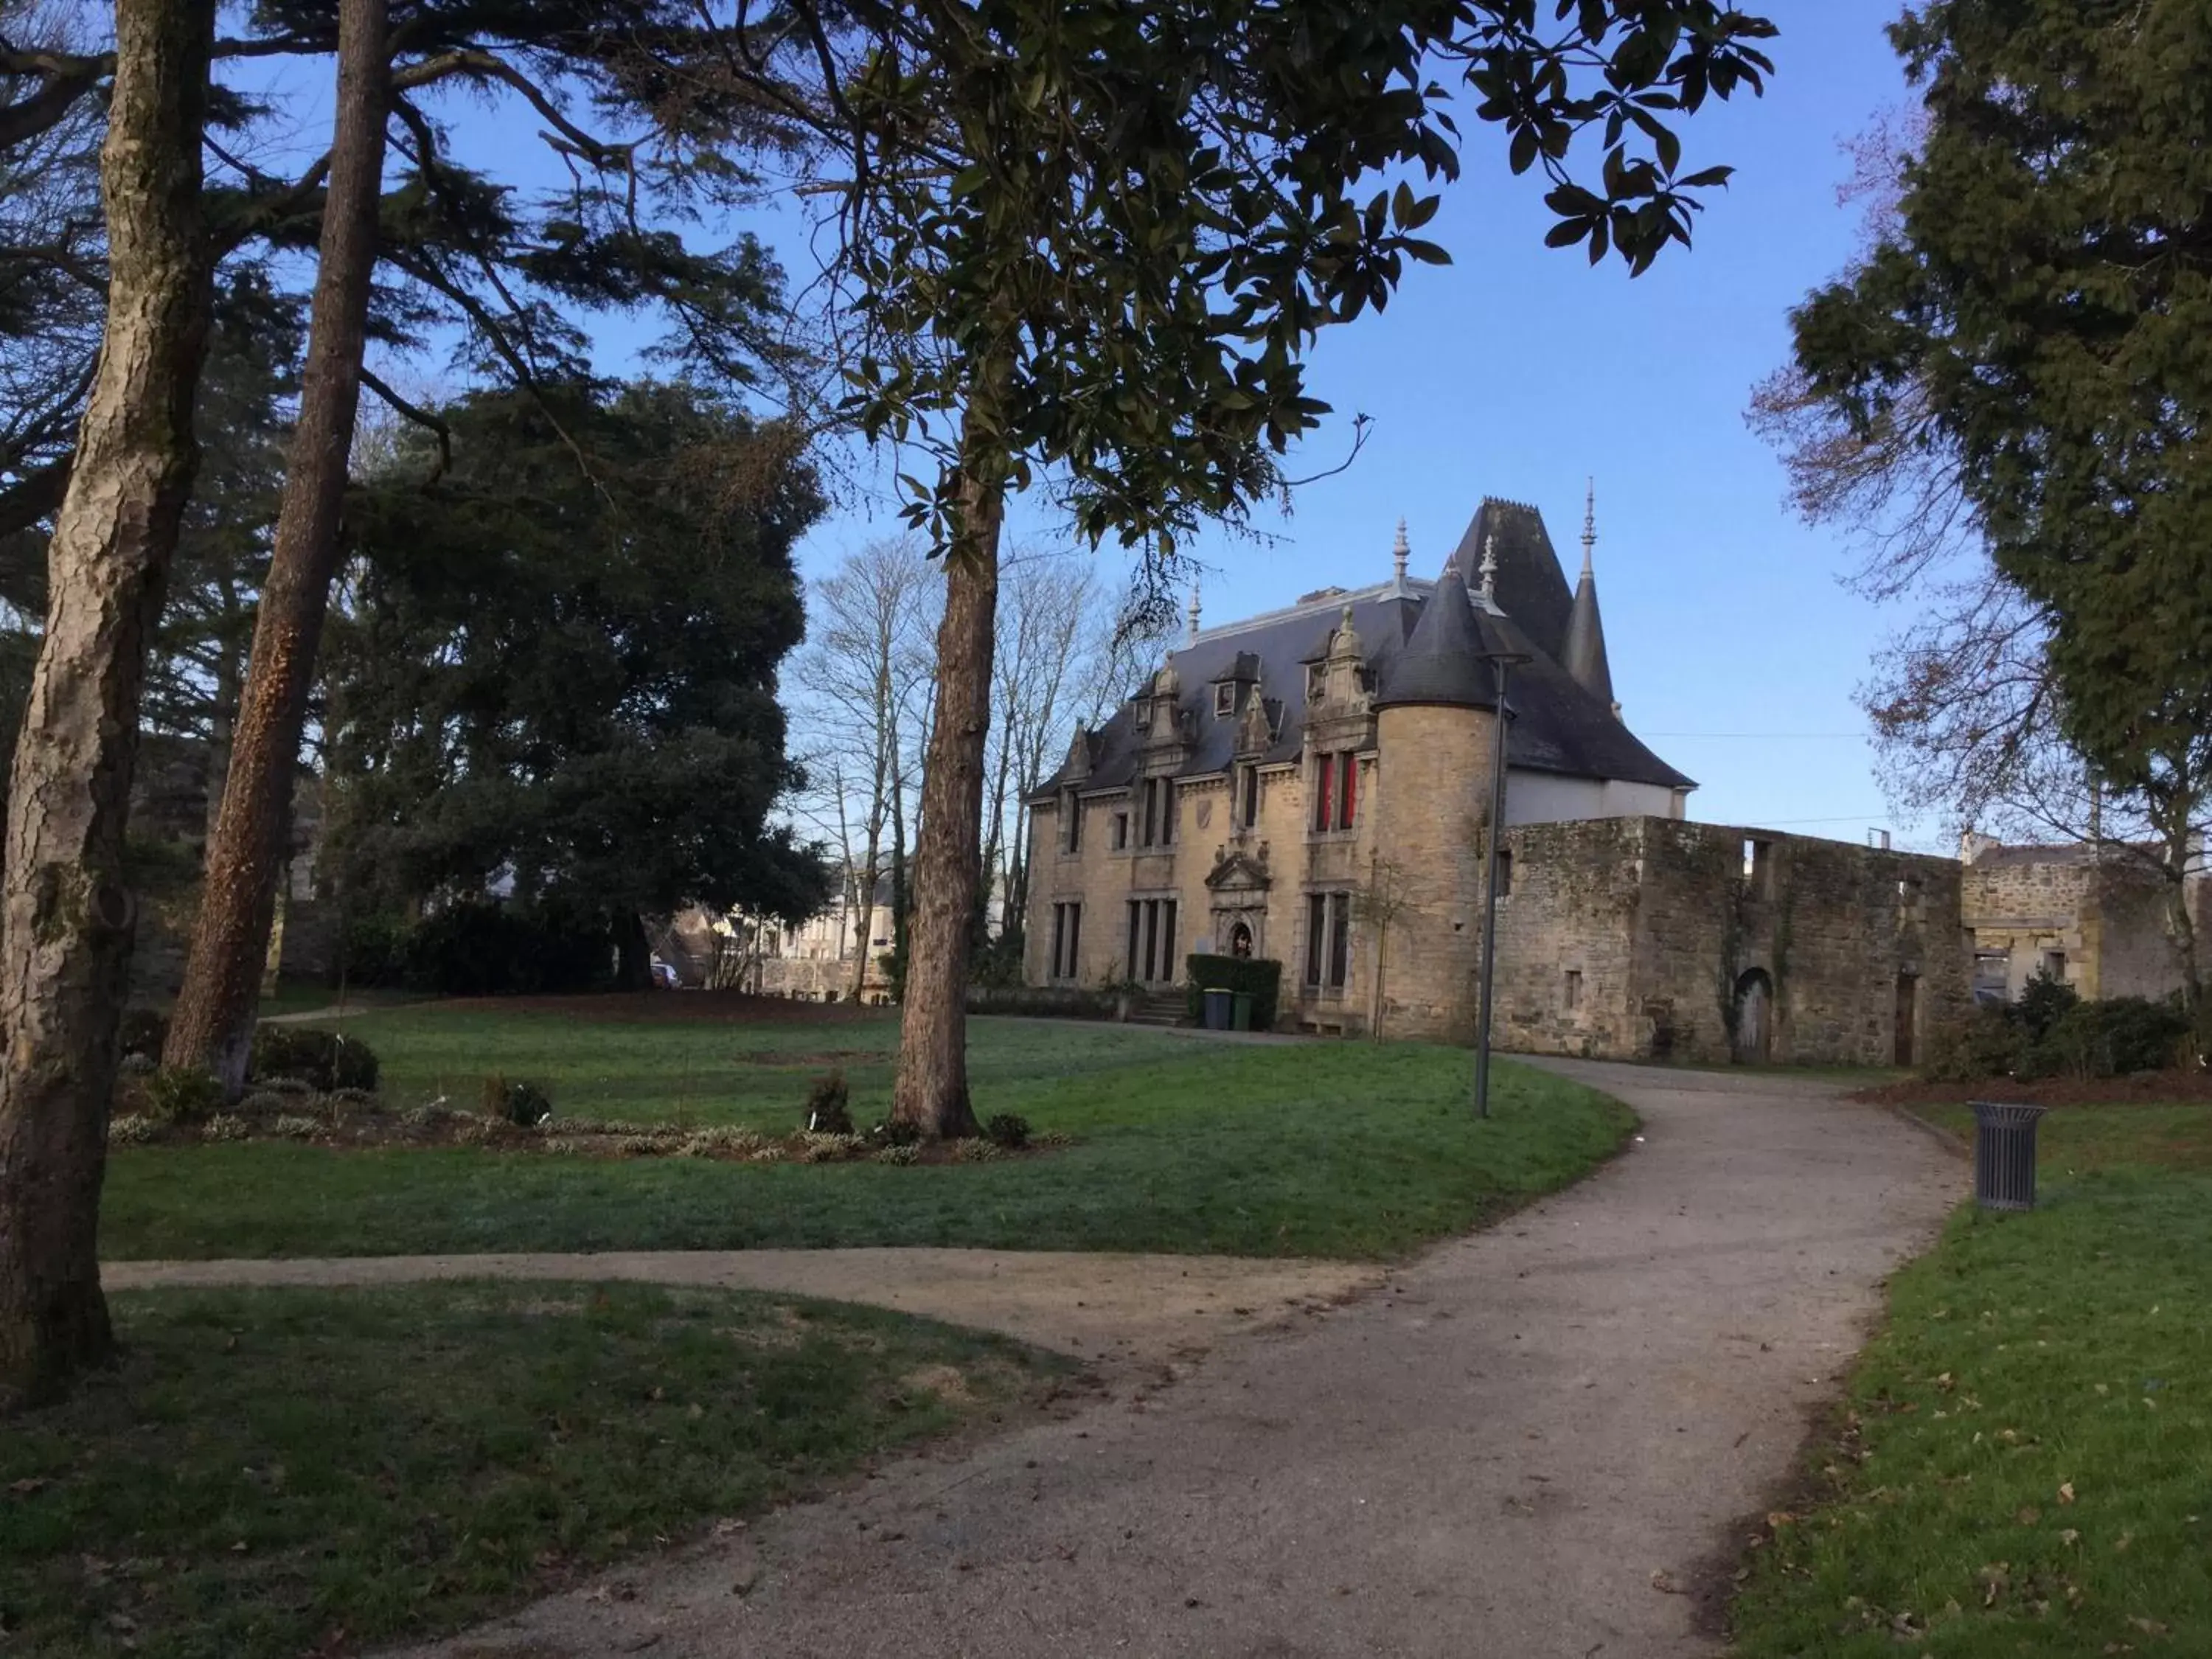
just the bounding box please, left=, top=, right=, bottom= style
left=1034, top=498, right=1694, bottom=801
left=1562, top=570, right=1614, bottom=707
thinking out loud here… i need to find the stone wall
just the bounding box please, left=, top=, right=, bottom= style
left=1490, top=818, right=1970, bottom=1068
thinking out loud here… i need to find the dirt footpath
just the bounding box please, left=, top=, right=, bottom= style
left=372, top=1059, right=1959, bottom=1659
left=103, top=1249, right=1382, bottom=1376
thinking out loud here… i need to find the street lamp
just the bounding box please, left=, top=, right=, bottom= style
left=1474, top=645, right=1530, bottom=1119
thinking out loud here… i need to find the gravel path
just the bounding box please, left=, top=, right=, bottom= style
left=362, top=1058, right=1958, bottom=1659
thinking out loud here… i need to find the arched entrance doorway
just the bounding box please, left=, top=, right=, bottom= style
left=1732, top=968, right=1774, bottom=1064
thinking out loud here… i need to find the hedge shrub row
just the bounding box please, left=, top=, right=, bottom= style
left=1927, top=975, right=2191, bottom=1082
left=1183, top=953, right=1281, bottom=1030
left=345, top=902, right=612, bottom=996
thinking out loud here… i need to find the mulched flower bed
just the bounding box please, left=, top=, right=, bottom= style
left=1853, top=1065, right=2212, bottom=1109
left=107, top=1086, right=1056, bottom=1165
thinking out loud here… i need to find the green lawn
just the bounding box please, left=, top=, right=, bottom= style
left=1732, top=1102, right=2212, bottom=1656
left=0, top=1281, right=1061, bottom=1659
left=101, top=1006, right=1634, bottom=1261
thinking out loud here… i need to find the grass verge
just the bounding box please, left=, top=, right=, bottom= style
left=0, top=1281, right=1064, bottom=1658
left=1731, top=1102, right=2212, bottom=1656
left=102, top=1009, right=1634, bottom=1261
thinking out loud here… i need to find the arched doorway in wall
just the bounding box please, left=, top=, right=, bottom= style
left=1733, top=968, right=1774, bottom=1064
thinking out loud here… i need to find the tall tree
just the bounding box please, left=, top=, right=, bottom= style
left=669, top=0, right=1775, bottom=1134
left=789, top=536, right=939, bottom=998
left=325, top=380, right=830, bottom=974
left=1780, top=0, right=2212, bottom=1030
left=166, top=0, right=390, bottom=1091
left=0, top=0, right=215, bottom=1409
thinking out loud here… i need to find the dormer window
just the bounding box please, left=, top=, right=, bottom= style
left=1215, top=682, right=1237, bottom=717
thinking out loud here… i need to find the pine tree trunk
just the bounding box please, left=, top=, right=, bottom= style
left=0, top=0, right=217, bottom=1412
left=891, top=440, right=1004, bottom=1139
left=164, top=0, right=388, bottom=1095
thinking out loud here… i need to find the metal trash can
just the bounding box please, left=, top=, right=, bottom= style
left=1969, top=1100, right=2048, bottom=1211
left=1230, top=992, right=1255, bottom=1032
left=1203, top=987, right=1233, bottom=1030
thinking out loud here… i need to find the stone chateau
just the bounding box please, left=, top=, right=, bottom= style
left=1023, top=493, right=1969, bottom=1065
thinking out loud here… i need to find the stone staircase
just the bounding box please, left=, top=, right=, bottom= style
left=1124, top=988, right=1187, bottom=1028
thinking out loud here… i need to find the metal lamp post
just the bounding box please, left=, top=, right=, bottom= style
left=1473, top=648, right=1530, bottom=1119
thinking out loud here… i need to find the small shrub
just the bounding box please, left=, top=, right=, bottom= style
left=984, top=1112, right=1032, bottom=1150
left=804, top=1069, right=852, bottom=1135
left=249, top=1026, right=380, bottom=1093
left=269, top=1114, right=323, bottom=1141
left=116, top=1007, right=168, bottom=1061
left=403, top=1102, right=451, bottom=1129
left=799, top=1131, right=864, bottom=1163
left=107, top=1114, right=160, bottom=1146
left=869, top=1117, right=922, bottom=1150
left=676, top=1127, right=766, bottom=1159
left=257, top=1075, right=317, bottom=1097
left=950, top=1137, right=1002, bottom=1164
left=2015, top=968, right=2080, bottom=1041
left=235, top=1090, right=292, bottom=1118
left=116, top=1051, right=156, bottom=1077
left=480, top=1075, right=553, bottom=1128
left=1921, top=1004, right=2029, bottom=1082
left=746, top=1145, right=785, bottom=1164
left=615, top=1134, right=667, bottom=1158
left=139, top=1065, right=224, bottom=1126
left=875, top=1143, right=920, bottom=1166
left=202, top=1114, right=253, bottom=1142
left=330, top=1085, right=380, bottom=1110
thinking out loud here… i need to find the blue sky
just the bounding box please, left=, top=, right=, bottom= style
left=243, top=3, right=1932, bottom=849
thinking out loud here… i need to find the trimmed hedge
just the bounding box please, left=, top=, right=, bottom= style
left=965, top=984, right=1119, bottom=1020
left=344, top=903, right=612, bottom=996
left=1184, top=953, right=1281, bottom=1030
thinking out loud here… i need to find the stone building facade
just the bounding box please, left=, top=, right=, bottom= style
left=1022, top=493, right=1970, bottom=1067
left=1960, top=840, right=2208, bottom=1004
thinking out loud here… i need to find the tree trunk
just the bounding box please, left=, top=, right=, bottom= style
left=613, top=910, right=653, bottom=991
left=891, top=441, right=1004, bottom=1139
left=164, top=0, right=389, bottom=1095
left=851, top=824, right=882, bottom=1001
left=0, top=0, right=217, bottom=1412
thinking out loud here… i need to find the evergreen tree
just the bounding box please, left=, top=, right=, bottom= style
left=325, top=380, right=830, bottom=981
left=1789, top=0, right=2212, bottom=1028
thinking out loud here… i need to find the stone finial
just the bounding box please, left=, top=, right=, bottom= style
left=1186, top=574, right=1202, bottom=643
left=1581, top=478, right=1596, bottom=580
left=1392, top=517, right=1410, bottom=585
left=1478, top=532, right=1499, bottom=607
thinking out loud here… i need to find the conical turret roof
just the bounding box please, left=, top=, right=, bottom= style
left=1562, top=573, right=1614, bottom=709
left=1374, top=564, right=1500, bottom=711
